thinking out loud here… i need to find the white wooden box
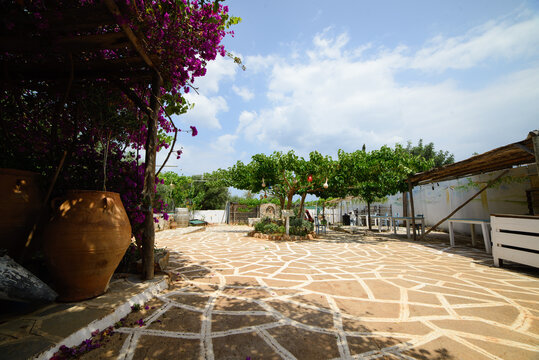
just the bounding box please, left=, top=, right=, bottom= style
left=491, top=214, right=539, bottom=268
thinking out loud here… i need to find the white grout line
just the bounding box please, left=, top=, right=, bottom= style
left=117, top=332, right=140, bottom=360
left=115, top=327, right=202, bottom=339
left=256, top=327, right=298, bottom=359
left=35, top=277, right=168, bottom=360
left=326, top=295, right=352, bottom=359
left=200, top=295, right=216, bottom=360
left=399, top=287, right=410, bottom=321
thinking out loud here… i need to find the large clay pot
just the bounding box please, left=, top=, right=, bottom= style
left=43, top=190, right=131, bottom=301
left=0, top=169, right=43, bottom=258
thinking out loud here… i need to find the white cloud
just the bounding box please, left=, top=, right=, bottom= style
left=308, top=29, right=350, bottom=60
left=192, top=55, right=237, bottom=94
left=211, top=134, right=238, bottom=154
left=173, top=55, right=240, bottom=131
left=245, top=54, right=280, bottom=73
left=181, top=94, right=228, bottom=130
left=232, top=85, right=254, bottom=101
left=410, top=16, right=539, bottom=71
left=166, top=144, right=237, bottom=175
left=234, top=15, right=539, bottom=160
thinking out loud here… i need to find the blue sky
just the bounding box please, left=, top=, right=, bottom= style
left=161, top=0, right=539, bottom=177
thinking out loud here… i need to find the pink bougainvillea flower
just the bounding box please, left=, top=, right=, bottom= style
left=190, top=126, right=198, bottom=136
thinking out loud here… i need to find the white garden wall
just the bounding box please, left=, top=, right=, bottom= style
left=191, top=210, right=226, bottom=224
left=339, top=164, right=536, bottom=235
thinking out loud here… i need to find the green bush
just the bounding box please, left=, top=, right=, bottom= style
left=289, top=217, right=314, bottom=236
left=254, top=221, right=266, bottom=233
left=254, top=217, right=285, bottom=234
left=264, top=222, right=281, bottom=234
left=254, top=216, right=313, bottom=236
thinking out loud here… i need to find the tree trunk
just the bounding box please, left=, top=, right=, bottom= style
left=298, top=193, right=307, bottom=220
left=279, top=196, right=285, bottom=217
left=402, top=191, right=408, bottom=227
left=286, top=191, right=294, bottom=210
left=141, top=71, right=162, bottom=281
left=367, top=201, right=372, bottom=230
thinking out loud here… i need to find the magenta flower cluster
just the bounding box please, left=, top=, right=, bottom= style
left=1, top=1, right=232, bottom=242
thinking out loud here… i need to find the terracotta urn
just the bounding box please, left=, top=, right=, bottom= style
left=43, top=190, right=131, bottom=301
left=0, top=168, right=42, bottom=258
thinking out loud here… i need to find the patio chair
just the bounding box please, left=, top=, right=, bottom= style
left=315, top=217, right=327, bottom=235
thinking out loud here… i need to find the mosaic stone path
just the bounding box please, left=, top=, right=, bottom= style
left=115, top=225, right=539, bottom=359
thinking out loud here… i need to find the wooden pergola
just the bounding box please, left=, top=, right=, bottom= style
left=2, top=0, right=164, bottom=279
left=406, top=130, right=539, bottom=239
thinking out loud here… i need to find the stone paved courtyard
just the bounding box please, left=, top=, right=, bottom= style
left=107, top=225, right=539, bottom=360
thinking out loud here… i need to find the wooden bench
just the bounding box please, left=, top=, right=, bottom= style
left=491, top=214, right=539, bottom=268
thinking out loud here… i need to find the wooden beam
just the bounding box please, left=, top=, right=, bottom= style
left=103, top=0, right=163, bottom=84
left=1, top=57, right=153, bottom=82
left=514, top=143, right=535, bottom=156
left=6, top=4, right=115, bottom=34
left=0, top=32, right=129, bottom=52
left=110, top=78, right=153, bottom=117
left=141, top=70, right=162, bottom=281
left=421, top=169, right=509, bottom=239
left=55, top=32, right=130, bottom=51
left=408, top=178, right=417, bottom=240
left=46, top=5, right=115, bottom=31
left=532, top=132, right=539, bottom=177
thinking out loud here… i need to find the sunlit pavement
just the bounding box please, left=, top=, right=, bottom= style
left=112, top=224, right=539, bottom=359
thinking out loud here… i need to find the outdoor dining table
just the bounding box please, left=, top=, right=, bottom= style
left=391, top=216, right=425, bottom=239
left=447, top=218, right=492, bottom=253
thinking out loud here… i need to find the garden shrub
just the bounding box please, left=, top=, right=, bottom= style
left=264, top=222, right=281, bottom=234
left=254, top=217, right=285, bottom=234
left=254, top=221, right=266, bottom=233
left=289, top=217, right=314, bottom=236
left=254, top=216, right=312, bottom=236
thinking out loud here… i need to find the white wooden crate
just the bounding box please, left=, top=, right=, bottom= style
left=491, top=214, right=539, bottom=268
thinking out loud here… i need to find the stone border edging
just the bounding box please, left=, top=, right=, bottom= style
left=34, top=277, right=169, bottom=360
left=247, top=231, right=316, bottom=241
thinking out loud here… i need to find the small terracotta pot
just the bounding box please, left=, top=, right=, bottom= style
left=43, top=190, right=131, bottom=301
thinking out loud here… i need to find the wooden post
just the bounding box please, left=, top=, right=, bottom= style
left=402, top=191, right=408, bottom=227
left=470, top=224, right=476, bottom=246
left=141, top=71, right=162, bottom=280
left=421, top=169, right=509, bottom=239
left=532, top=132, right=539, bottom=177
left=367, top=202, right=372, bottom=230
left=408, top=179, right=417, bottom=240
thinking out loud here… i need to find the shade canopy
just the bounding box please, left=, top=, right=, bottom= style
left=409, top=131, right=538, bottom=186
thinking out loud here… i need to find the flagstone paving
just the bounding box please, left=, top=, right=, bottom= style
left=111, top=225, right=539, bottom=360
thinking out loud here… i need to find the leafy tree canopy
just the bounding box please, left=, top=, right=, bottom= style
left=405, top=139, right=455, bottom=168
